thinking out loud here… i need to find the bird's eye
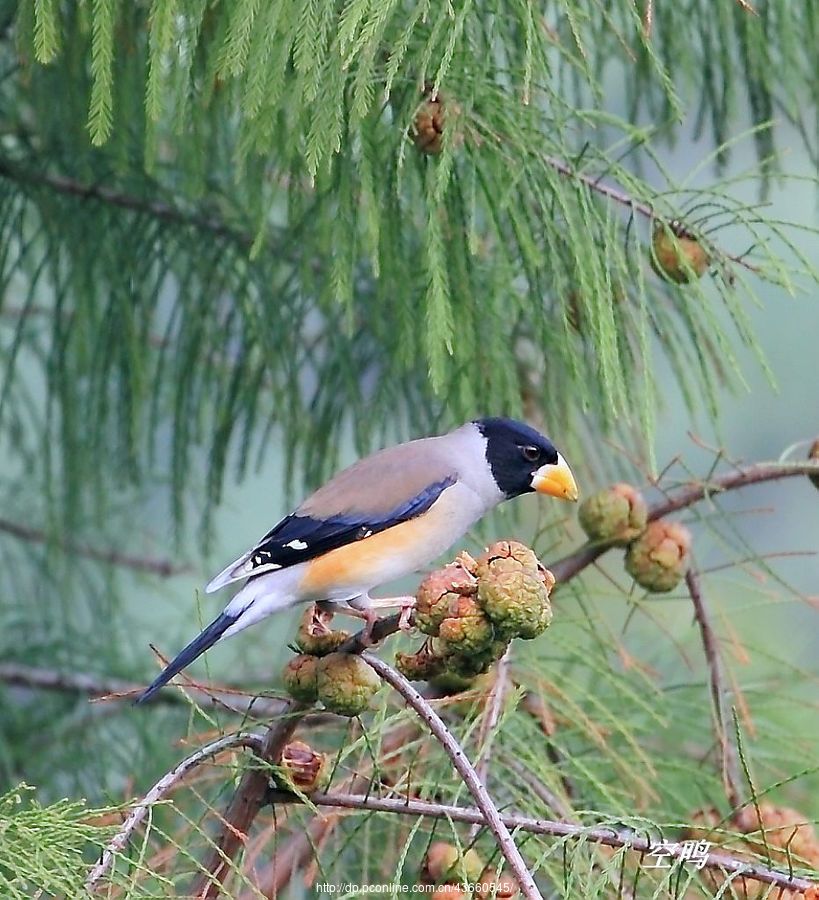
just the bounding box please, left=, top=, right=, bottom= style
left=521, top=445, right=540, bottom=463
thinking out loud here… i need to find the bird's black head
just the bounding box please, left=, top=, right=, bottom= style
left=473, top=417, right=578, bottom=502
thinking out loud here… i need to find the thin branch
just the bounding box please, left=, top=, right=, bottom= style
left=504, top=756, right=574, bottom=821
left=336, top=613, right=406, bottom=654
left=648, top=461, right=819, bottom=519
left=685, top=568, right=742, bottom=808
left=85, top=732, right=265, bottom=891
left=249, top=722, right=420, bottom=899
left=642, top=0, right=654, bottom=38
left=0, top=158, right=262, bottom=251
left=543, top=155, right=760, bottom=273
left=265, top=790, right=817, bottom=894
left=189, top=701, right=310, bottom=900
left=0, top=515, right=187, bottom=577
left=334, top=462, right=819, bottom=656
left=735, top=0, right=758, bottom=13
left=549, top=460, right=819, bottom=584
left=468, top=648, right=511, bottom=840
left=0, top=662, right=292, bottom=719
left=362, top=652, right=543, bottom=900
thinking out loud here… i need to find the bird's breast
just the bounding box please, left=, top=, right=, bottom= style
left=298, top=482, right=486, bottom=600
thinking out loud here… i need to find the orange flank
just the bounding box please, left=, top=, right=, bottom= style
left=298, top=499, right=459, bottom=600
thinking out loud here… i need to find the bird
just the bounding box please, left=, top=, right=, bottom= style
left=136, top=417, right=578, bottom=703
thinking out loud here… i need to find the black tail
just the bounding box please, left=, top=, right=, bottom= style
left=135, top=612, right=237, bottom=705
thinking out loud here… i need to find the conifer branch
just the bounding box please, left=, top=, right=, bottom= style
left=251, top=723, right=421, bottom=898
left=362, top=651, right=543, bottom=900
left=0, top=662, right=291, bottom=719
left=0, top=158, right=268, bottom=250
left=543, top=155, right=761, bottom=273
left=328, top=460, right=819, bottom=654
left=85, top=732, right=265, bottom=892
left=549, top=459, right=819, bottom=584
left=685, top=568, right=743, bottom=809
left=469, top=647, right=511, bottom=840
left=91, top=454, right=819, bottom=895
left=265, top=790, right=817, bottom=895
left=0, top=516, right=187, bottom=577
left=189, top=701, right=310, bottom=900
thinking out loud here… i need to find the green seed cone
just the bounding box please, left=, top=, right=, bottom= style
left=282, top=654, right=319, bottom=702
left=624, top=520, right=692, bottom=592
left=578, top=483, right=647, bottom=546
left=316, top=652, right=381, bottom=716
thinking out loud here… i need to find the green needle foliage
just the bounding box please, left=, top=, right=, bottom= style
left=1, top=0, right=818, bottom=526
left=1, top=1, right=818, bottom=897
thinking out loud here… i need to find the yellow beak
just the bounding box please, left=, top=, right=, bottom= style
left=531, top=454, right=579, bottom=502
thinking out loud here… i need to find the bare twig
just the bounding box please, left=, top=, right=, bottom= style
left=266, top=790, right=817, bottom=895
left=468, top=649, right=511, bottom=840
left=0, top=662, right=292, bottom=719
left=362, top=652, right=543, bottom=900
left=0, top=515, right=187, bottom=577
left=474, top=650, right=511, bottom=785
left=685, top=568, right=742, bottom=808
left=735, top=0, right=758, bottom=13
left=550, top=460, right=819, bottom=584
left=85, top=732, right=264, bottom=891
left=189, top=702, right=310, bottom=899
left=646, top=461, right=819, bottom=520
left=642, top=0, right=654, bottom=38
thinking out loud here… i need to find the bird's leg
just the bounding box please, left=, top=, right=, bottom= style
left=338, top=605, right=380, bottom=646
left=343, top=595, right=417, bottom=641
left=360, top=595, right=416, bottom=632
left=310, top=602, right=335, bottom=634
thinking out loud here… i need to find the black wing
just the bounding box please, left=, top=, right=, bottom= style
left=205, top=476, right=455, bottom=592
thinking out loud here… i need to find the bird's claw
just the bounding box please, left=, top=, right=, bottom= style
left=309, top=604, right=333, bottom=635
left=361, top=609, right=379, bottom=647
left=398, top=600, right=415, bottom=632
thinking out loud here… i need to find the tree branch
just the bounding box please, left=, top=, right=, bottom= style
left=0, top=515, right=187, bottom=577
left=85, top=732, right=265, bottom=892
left=685, top=568, right=742, bottom=808
left=0, top=157, right=263, bottom=251
left=265, top=790, right=817, bottom=895
left=249, top=722, right=420, bottom=898
left=549, top=460, right=819, bottom=584
left=189, top=701, right=310, bottom=900
left=469, top=648, right=511, bottom=840
left=0, top=662, right=291, bottom=719
left=331, top=461, right=819, bottom=656
left=543, top=155, right=760, bottom=273
left=362, top=651, right=543, bottom=900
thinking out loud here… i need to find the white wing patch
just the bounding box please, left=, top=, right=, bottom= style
left=285, top=539, right=308, bottom=550
left=206, top=548, right=282, bottom=593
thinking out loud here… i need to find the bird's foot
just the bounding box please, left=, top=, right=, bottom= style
left=340, top=604, right=380, bottom=646
left=361, top=609, right=379, bottom=647
left=342, top=596, right=416, bottom=643
left=309, top=602, right=334, bottom=635
left=397, top=599, right=415, bottom=632
left=359, top=595, right=417, bottom=633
